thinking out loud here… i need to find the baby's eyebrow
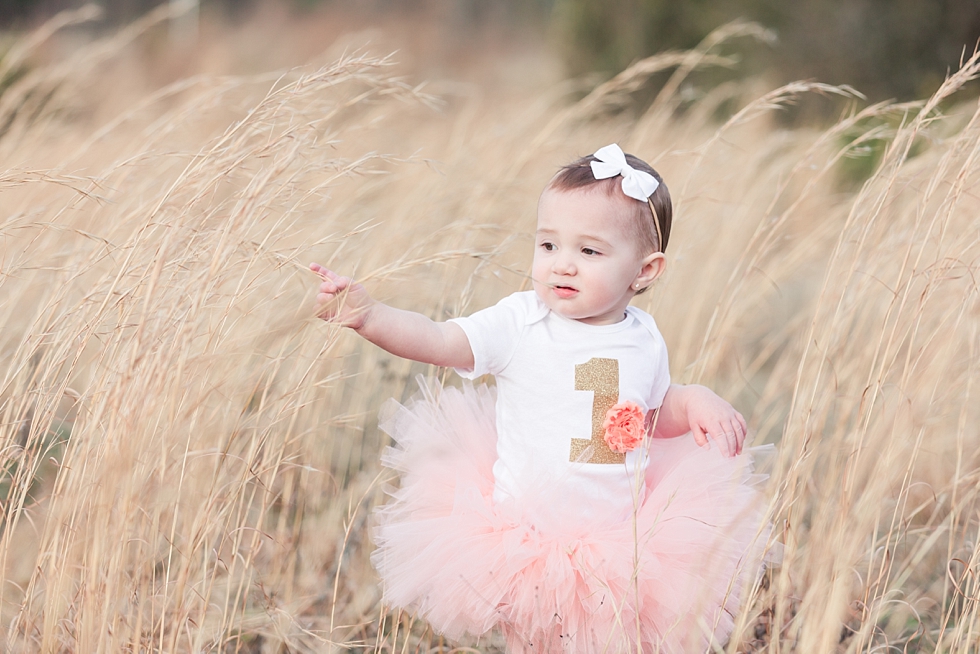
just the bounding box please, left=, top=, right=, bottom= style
left=534, top=229, right=612, bottom=246
left=579, top=233, right=613, bottom=246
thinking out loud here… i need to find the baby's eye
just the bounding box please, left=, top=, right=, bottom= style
left=581, top=247, right=600, bottom=256
left=541, top=242, right=556, bottom=251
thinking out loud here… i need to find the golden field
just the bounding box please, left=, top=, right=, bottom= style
left=1, top=4, right=979, bottom=652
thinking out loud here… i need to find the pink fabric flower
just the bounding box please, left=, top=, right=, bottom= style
left=602, top=401, right=646, bottom=453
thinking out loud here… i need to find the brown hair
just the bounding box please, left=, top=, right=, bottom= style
left=546, top=152, right=672, bottom=254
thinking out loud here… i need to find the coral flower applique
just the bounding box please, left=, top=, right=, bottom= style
left=602, top=401, right=646, bottom=453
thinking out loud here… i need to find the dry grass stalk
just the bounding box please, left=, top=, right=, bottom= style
left=0, top=12, right=978, bottom=653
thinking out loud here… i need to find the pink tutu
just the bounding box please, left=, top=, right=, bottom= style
left=372, top=380, right=775, bottom=654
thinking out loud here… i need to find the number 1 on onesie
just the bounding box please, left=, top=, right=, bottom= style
left=569, top=357, right=625, bottom=464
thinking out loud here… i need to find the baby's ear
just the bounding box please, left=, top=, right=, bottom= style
left=635, top=251, right=666, bottom=290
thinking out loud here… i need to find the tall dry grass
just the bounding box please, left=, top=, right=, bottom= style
left=1, top=8, right=979, bottom=653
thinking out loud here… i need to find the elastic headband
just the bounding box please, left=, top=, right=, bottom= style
left=591, top=143, right=664, bottom=251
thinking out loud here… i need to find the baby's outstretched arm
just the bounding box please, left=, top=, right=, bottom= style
left=653, top=384, right=747, bottom=457
left=310, top=262, right=474, bottom=370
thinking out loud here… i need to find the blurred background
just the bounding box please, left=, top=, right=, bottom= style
left=3, top=0, right=980, bottom=108
left=2, top=1, right=980, bottom=653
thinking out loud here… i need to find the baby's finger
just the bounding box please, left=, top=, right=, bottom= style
left=320, top=274, right=354, bottom=294
left=704, top=421, right=726, bottom=455
left=710, top=423, right=735, bottom=457
left=731, top=419, right=746, bottom=454
left=692, top=426, right=709, bottom=448
left=310, top=262, right=347, bottom=285
left=328, top=273, right=352, bottom=292
left=309, top=262, right=330, bottom=279
left=724, top=430, right=737, bottom=458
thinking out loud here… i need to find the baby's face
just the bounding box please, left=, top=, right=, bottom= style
left=532, top=187, right=663, bottom=325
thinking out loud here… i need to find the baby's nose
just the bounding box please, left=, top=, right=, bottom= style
left=553, top=256, right=576, bottom=274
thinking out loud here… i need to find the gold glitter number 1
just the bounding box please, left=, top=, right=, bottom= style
left=569, top=357, right=625, bottom=464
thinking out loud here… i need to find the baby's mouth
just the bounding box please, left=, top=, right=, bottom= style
left=551, top=284, right=578, bottom=299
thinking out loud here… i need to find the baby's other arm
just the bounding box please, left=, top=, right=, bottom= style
left=310, top=263, right=474, bottom=370
left=653, top=384, right=747, bottom=457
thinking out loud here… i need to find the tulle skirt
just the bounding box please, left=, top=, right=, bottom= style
left=372, top=380, right=775, bottom=654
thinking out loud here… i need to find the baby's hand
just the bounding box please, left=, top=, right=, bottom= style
left=309, top=262, right=374, bottom=330
left=683, top=385, right=747, bottom=457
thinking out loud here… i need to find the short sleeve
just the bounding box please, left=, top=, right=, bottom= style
left=628, top=307, right=671, bottom=409
left=647, top=336, right=671, bottom=409
left=448, top=292, right=534, bottom=379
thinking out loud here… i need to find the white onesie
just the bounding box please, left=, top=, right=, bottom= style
left=450, top=291, right=671, bottom=522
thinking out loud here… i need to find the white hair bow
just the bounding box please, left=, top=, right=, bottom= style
left=590, top=143, right=660, bottom=201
